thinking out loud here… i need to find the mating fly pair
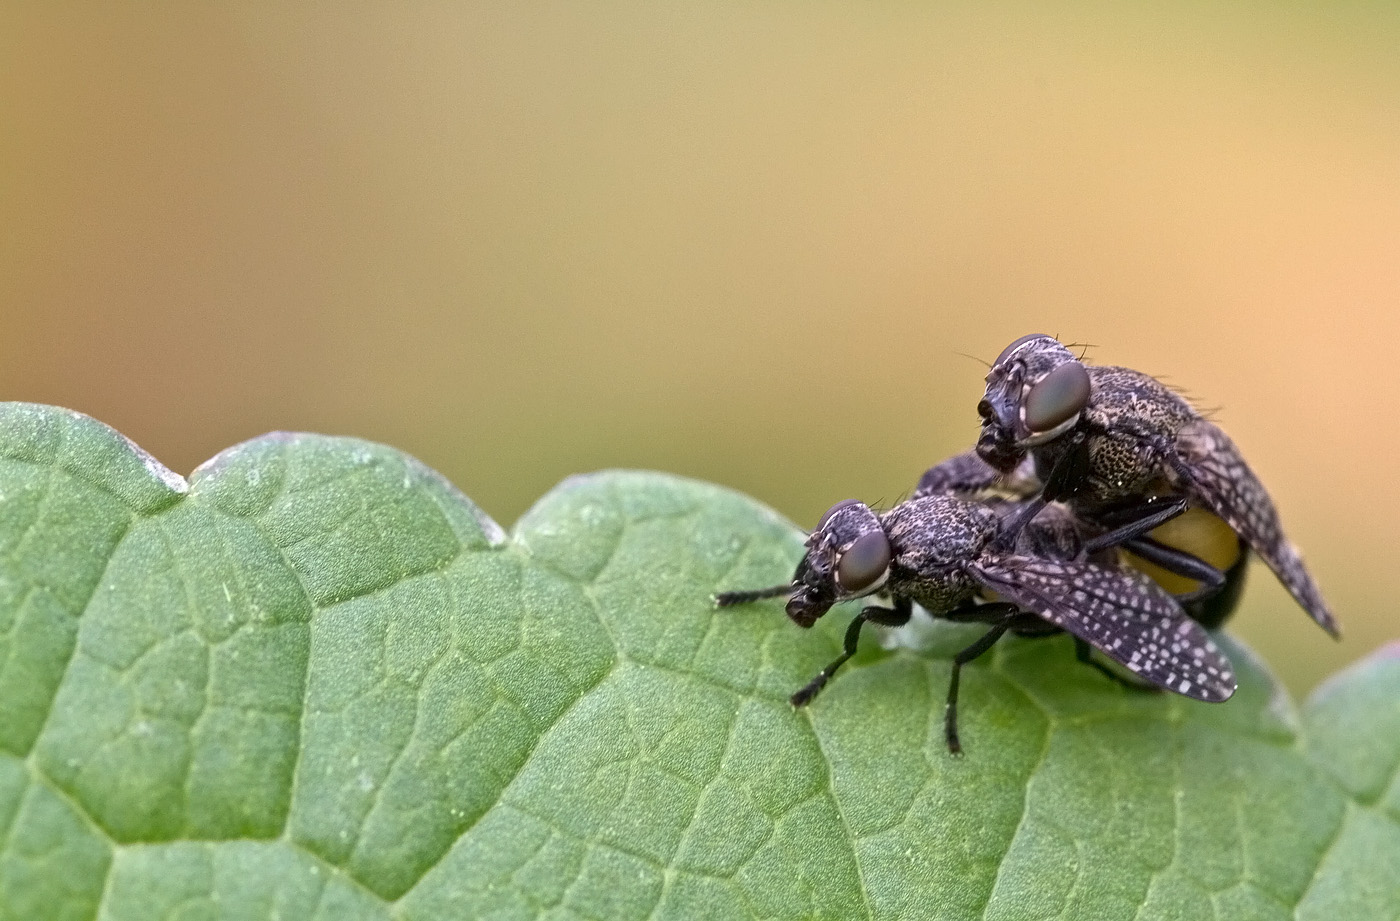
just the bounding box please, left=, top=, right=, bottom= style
left=716, top=450, right=1235, bottom=753
left=717, top=334, right=1335, bottom=753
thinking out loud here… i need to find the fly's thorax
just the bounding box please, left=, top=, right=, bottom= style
left=1032, top=427, right=1162, bottom=509
left=881, top=494, right=999, bottom=563
left=1026, top=364, right=1198, bottom=509
left=1082, top=365, right=1196, bottom=435
left=879, top=494, right=997, bottom=611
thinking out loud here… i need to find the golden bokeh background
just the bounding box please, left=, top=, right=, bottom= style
left=3, top=5, right=1397, bottom=693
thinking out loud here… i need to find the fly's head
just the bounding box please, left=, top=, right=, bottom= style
left=786, top=499, right=892, bottom=627
left=977, top=333, right=1092, bottom=471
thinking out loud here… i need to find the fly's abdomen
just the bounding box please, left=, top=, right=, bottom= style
left=1120, top=506, right=1242, bottom=594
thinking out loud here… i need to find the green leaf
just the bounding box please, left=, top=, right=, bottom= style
left=0, top=401, right=1396, bottom=920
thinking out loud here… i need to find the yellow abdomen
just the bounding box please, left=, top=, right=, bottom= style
left=1121, top=507, right=1241, bottom=594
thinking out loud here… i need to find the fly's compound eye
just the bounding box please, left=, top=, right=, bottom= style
left=1024, top=359, right=1091, bottom=434
left=835, top=531, right=891, bottom=593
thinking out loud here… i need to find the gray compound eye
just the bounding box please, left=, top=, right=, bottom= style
left=996, top=333, right=1051, bottom=366
left=836, top=531, right=891, bottom=593
left=1024, top=359, right=1090, bottom=434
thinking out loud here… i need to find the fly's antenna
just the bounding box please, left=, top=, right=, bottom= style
left=713, top=584, right=792, bottom=607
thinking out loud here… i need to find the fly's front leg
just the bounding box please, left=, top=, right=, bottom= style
left=713, top=583, right=792, bottom=607
left=1039, top=431, right=1091, bottom=502
left=994, top=433, right=1090, bottom=551
left=791, top=597, right=912, bottom=707
left=990, top=498, right=1047, bottom=553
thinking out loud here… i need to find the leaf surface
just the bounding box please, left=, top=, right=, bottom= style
left=0, top=403, right=1396, bottom=920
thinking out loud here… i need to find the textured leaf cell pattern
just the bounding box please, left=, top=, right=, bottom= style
left=0, top=402, right=1397, bottom=920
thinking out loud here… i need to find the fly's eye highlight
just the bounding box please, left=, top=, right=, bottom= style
left=1024, top=360, right=1091, bottom=434
left=817, top=498, right=862, bottom=531
left=836, top=531, right=891, bottom=593
left=995, top=332, right=1051, bottom=366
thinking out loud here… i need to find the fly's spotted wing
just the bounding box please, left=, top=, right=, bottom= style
left=970, top=554, right=1237, bottom=702
left=1170, top=420, right=1339, bottom=638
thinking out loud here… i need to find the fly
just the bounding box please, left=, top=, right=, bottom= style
left=975, top=333, right=1337, bottom=637
left=715, top=455, right=1236, bottom=753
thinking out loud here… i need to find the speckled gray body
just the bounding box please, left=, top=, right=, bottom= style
left=914, top=451, right=1092, bottom=562
left=715, top=450, right=1239, bottom=708
left=1033, top=365, right=1196, bottom=509
left=880, top=494, right=995, bottom=613
left=878, top=490, right=1234, bottom=702
left=978, top=335, right=1337, bottom=637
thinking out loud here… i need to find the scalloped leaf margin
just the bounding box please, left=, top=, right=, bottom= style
left=0, top=402, right=1396, bottom=921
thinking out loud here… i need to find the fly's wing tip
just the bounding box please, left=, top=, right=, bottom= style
left=1283, top=547, right=1341, bottom=638
left=1207, top=674, right=1238, bottom=702
left=976, top=554, right=1243, bottom=704
left=1175, top=423, right=1341, bottom=639
left=1290, top=578, right=1341, bottom=639
left=1171, top=667, right=1236, bottom=703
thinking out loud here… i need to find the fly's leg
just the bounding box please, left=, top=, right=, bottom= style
left=944, top=618, right=1016, bottom=755
left=994, top=433, right=1090, bottom=550
left=1040, top=432, right=1092, bottom=501
left=991, top=499, right=1047, bottom=552
left=1119, top=537, right=1226, bottom=601
left=1073, top=637, right=1161, bottom=692
left=1182, top=547, right=1250, bottom=631
left=790, top=597, right=912, bottom=707
left=1079, top=494, right=1225, bottom=594
left=1081, top=496, right=1231, bottom=606
left=1080, top=496, right=1190, bottom=554
left=939, top=604, right=1058, bottom=752
left=940, top=601, right=1022, bottom=626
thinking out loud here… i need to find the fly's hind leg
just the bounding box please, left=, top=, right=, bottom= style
left=940, top=602, right=1029, bottom=755
left=1118, top=537, right=1227, bottom=601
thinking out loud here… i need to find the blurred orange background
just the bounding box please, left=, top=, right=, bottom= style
left=3, top=5, right=1396, bottom=693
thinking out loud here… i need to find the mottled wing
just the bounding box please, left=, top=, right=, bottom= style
left=970, top=554, right=1236, bottom=702
left=1169, top=420, right=1339, bottom=637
